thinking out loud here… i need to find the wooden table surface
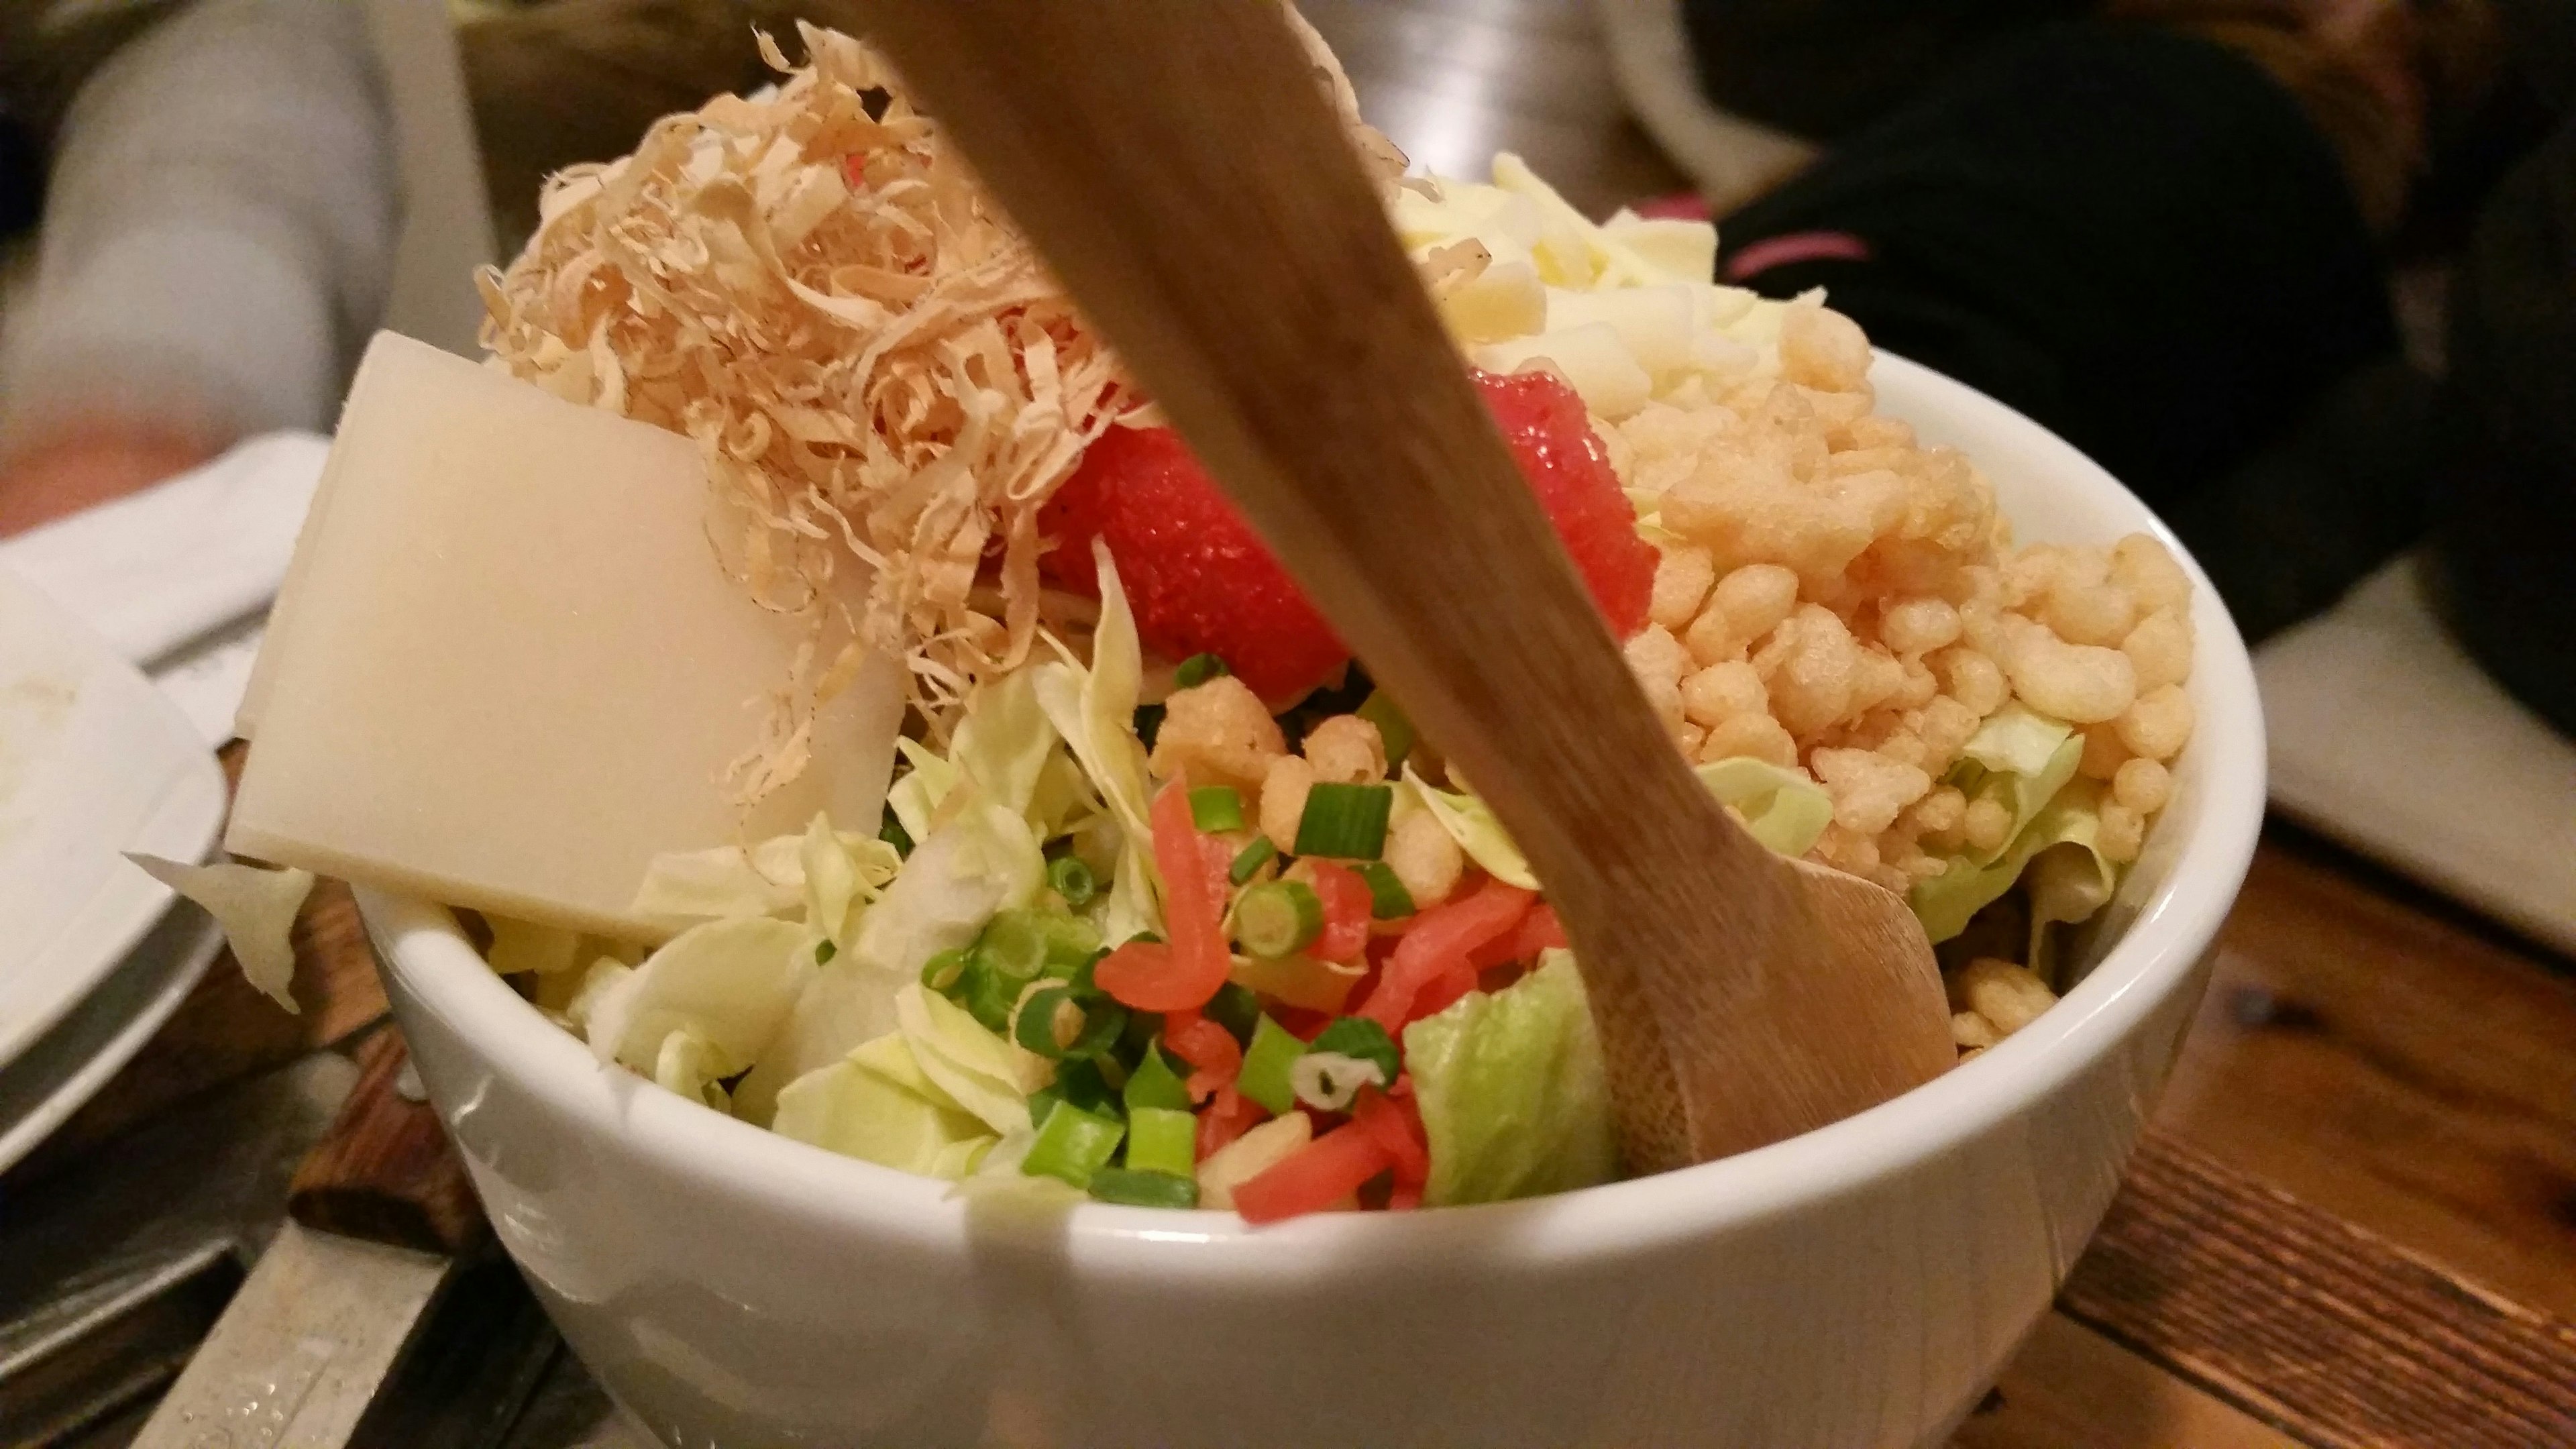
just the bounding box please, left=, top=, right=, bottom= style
left=12, top=6, right=2576, bottom=1444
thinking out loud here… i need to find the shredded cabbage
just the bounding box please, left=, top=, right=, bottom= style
left=1403, top=756, right=1831, bottom=892
left=1032, top=544, right=1163, bottom=943
left=1401, top=763, right=1538, bottom=890
left=1403, top=951, right=1619, bottom=1206
left=586, top=916, right=809, bottom=1081
left=631, top=820, right=893, bottom=931
left=1911, top=777, right=2114, bottom=944
left=737, top=792, right=1042, bottom=1123
left=1948, top=703, right=2084, bottom=867
left=126, top=855, right=315, bottom=1014
left=895, top=983, right=1038, bottom=1136
left=1691, top=757, right=1834, bottom=858
left=772, top=1045, right=994, bottom=1178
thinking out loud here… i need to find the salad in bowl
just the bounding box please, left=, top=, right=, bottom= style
left=445, top=23, right=2201, bottom=1224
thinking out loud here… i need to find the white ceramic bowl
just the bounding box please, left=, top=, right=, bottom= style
left=363, top=354, right=2265, bottom=1449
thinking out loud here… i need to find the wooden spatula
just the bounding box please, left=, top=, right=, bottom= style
left=850, top=0, right=1956, bottom=1169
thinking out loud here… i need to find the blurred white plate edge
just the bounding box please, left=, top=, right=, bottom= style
left=0, top=905, right=225, bottom=1173
left=0, top=567, right=228, bottom=1069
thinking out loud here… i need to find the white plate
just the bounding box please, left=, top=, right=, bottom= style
left=0, top=568, right=228, bottom=1071
left=0, top=904, right=225, bottom=1173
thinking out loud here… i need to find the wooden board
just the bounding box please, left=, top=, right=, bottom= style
left=2158, top=830, right=2576, bottom=1323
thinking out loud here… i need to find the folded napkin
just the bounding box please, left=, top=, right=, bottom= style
left=0, top=431, right=327, bottom=743
left=2255, top=555, right=2576, bottom=955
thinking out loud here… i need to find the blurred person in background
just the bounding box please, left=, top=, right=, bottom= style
left=0, top=0, right=396, bottom=537
left=1676, top=0, right=2576, bottom=733
left=0, top=0, right=789, bottom=539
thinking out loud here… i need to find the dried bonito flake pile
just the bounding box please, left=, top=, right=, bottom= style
left=478, top=24, right=1125, bottom=750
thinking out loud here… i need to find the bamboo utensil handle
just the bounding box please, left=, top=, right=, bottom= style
left=851, top=0, right=1954, bottom=1166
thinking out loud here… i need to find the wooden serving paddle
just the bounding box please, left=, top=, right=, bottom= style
left=849, top=0, right=1955, bottom=1169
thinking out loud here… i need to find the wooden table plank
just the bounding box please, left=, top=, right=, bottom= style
left=2063, top=1129, right=2576, bottom=1448
left=2155, top=830, right=2576, bottom=1324
left=1957, top=1313, right=2305, bottom=1449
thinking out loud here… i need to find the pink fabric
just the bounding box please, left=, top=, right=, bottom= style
left=1629, top=192, right=1713, bottom=221
left=1723, top=230, right=1874, bottom=280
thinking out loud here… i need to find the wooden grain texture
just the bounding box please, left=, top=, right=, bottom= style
left=288, top=1027, right=486, bottom=1256
left=844, top=0, right=1951, bottom=1171
left=1956, top=1313, right=2304, bottom=1449
left=2157, top=830, right=2576, bottom=1323
left=1297, top=0, right=1690, bottom=217
left=2062, top=1128, right=2576, bottom=1448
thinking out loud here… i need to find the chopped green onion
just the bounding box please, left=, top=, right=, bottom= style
left=1294, top=782, right=1394, bottom=859
left=879, top=807, right=914, bottom=857
left=1087, top=1167, right=1199, bottom=1209
left=1228, top=837, right=1279, bottom=885
left=972, top=909, right=1051, bottom=983
left=1356, top=690, right=1416, bottom=769
left=1188, top=786, right=1246, bottom=833
left=1042, top=946, right=1107, bottom=995
left=1291, top=1051, right=1389, bottom=1112
left=919, top=947, right=969, bottom=994
left=956, top=960, right=1020, bottom=1036
left=1022, top=1101, right=1124, bottom=1189
left=1234, top=880, right=1322, bottom=959
left=1014, top=986, right=1128, bottom=1061
left=1356, top=860, right=1415, bottom=920
left=1124, top=1105, right=1198, bottom=1177
left=1062, top=1059, right=1124, bottom=1117
left=1173, top=652, right=1231, bottom=688
left=1047, top=854, right=1097, bottom=908
left=1309, top=1016, right=1401, bottom=1085
left=1235, top=1016, right=1307, bottom=1114
left=1041, top=915, right=1103, bottom=975
left=814, top=938, right=839, bottom=964
left=1122, top=1044, right=1191, bottom=1114
left=1205, top=981, right=1262, bottom=1046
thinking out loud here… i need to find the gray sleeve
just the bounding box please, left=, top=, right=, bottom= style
left=0, top=0, right=397, bottom=452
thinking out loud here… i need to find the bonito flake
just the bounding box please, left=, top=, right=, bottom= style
left=480, top=17, right=1398, bottom=800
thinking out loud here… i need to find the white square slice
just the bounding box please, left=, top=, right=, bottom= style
left=229, top=332, right=902, bottom=939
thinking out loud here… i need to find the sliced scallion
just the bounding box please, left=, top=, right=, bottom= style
left=1022, top=1100, right=1124, bottom=1189
left=1123, top=1105, right=1198, bottom=1178
left=814, top=938, right=839, bottom=964
left=1235, top=1016, right=1307, bottom=1115
left=1356, top=860, right=1416, bottom=920
left=1173, top=652, right=1231, bottom=689
left=1309, top=1016, right=1401, bottom=1085
left=1087, top=1167, right=1199, bottom=1209
left=1290, top=1051, right=1389, bottom=1113
left=1053, top=1057, right=1121, bottom=1117
left=919, top=947, right=969, bottom=994
left=1228, top=836, right=1279, bottom=885
left=1122, top=1044, right=1192, bottom=1114
left=1041, top=915, right=1103, bottom=975
left=971, top=909, right=1051, bottom=983
left=1047, top=854, right=1097, bottom=908
left=955, top=960, right=1019, bottom=1035
left=1234, top=880, right=1322, bottom=959
left=1293, top=782, right=1394, bottom=859
left=1014, top=985, right=1127, bottom=1061
left=1205, top=981, right=1262, bottom=1046
left=1355, top=690, right=1415, bottom=769
left=1188, top=786, right=1246, bottom=833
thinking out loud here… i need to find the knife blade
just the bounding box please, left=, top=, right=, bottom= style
left=127, top=1028, right=525, bottom=1449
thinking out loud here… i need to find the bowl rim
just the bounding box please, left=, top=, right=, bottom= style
left=364, top=350, right=2267, bottom=1277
